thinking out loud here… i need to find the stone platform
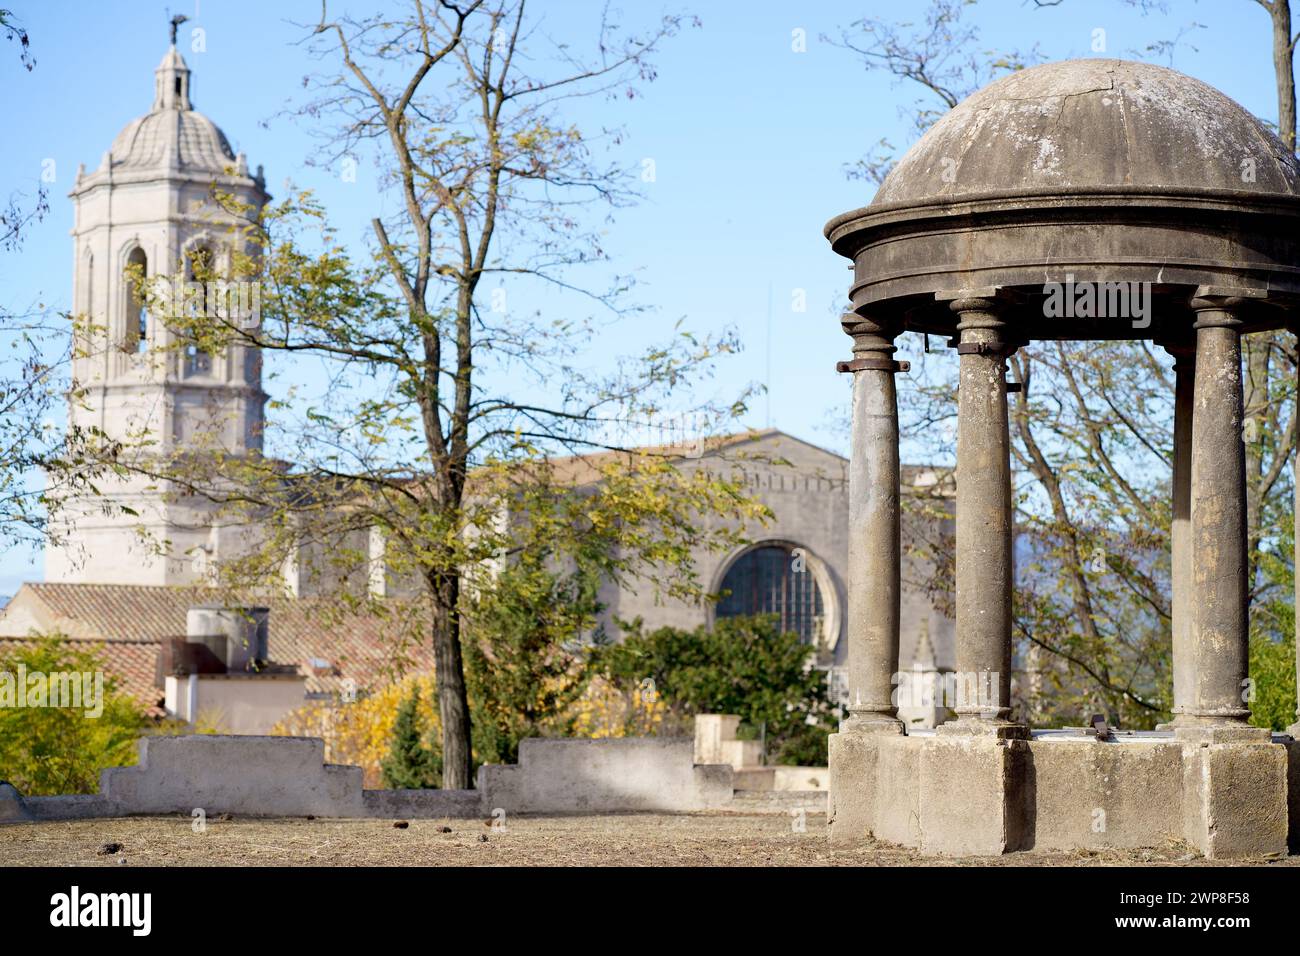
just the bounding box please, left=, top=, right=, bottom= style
left=829, top=727, right=1299, bottom=859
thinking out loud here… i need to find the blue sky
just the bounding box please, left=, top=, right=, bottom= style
left=0, top=0, right=1283, bottom=590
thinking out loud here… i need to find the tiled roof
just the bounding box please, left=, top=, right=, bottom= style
left=0, top=584, right=436, bottom=710
left=487, top=429, right=834, bottom=489
left=0, top=636, right=165, bottom=716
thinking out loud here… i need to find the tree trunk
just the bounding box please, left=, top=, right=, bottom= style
left=1244, top=0, right=1298, bottom=593
left=1271, top=0, right=1296, bottom=153
left=1243, top=335, right=1270, bottom=591
left=428, top=567, right=474, bottom=789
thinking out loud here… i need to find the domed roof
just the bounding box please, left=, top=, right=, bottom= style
left=110, top=110, right=236, bottom=172
left=107, top=45, right=237, bottom=174
left=872, top=58, right=1300, bottom=207
left=825, top=59, right=1300, bottom=341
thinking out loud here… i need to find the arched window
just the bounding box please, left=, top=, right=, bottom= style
left=125, top=247, right=148, bottom=351
left=184, top=245, right=213, bottom=375
left=716, top=544, right=825, bottom=643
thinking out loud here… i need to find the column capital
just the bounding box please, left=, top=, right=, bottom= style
left=1190, top=285, right=1266, bottom=323
left=837, top=313, right=909, bottom=374
left=840, top=311, right=897, bottom=340
left=937, top=288, right=1002, bottom=315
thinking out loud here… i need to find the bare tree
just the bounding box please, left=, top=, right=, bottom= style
left=147, top=1, right=767, bottom=788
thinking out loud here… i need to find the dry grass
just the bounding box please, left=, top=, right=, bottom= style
left=2, top=813, right=1295, bottom=866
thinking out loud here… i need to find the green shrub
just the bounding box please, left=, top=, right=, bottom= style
left=380, top=686, right=442, bottom=789
left=0, top=636, right=148, bottom=795
left=1251, top=511, right=1298, bottom=732
left=595, top=614, right=836, bottom=765
left=463, top=564, right=599, bottom=767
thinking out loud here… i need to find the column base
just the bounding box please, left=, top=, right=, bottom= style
left=1179, top=730, right=1288, bottom=859
left=1287, top=735, right=1300, bottom=855
left=828, top=730, right=882, bottom=845
left=919, top=732, right=1030, bottom=855
left=1174, top=724, right=1272, bottom=745
left=827, top=718, right=905, bottom=845
left=935, top=716, right=1029, bottom=740
left=827, top=727, right=1292, bottom=859
left=839, top=713, right=905, bottom=735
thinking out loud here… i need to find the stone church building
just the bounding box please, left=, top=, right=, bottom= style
left=0, top=42, right=953, bottom=732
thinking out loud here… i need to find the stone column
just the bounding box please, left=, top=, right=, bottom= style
left=940, top=292, right=1023, bottom=735
left=836, top=314, right=906, bottom=734
left=1165, top=342, right=1196, bottom=725
left=1186, top=293, right=1252, bottom=725
left=1292, top=329, right=1300, bottom=739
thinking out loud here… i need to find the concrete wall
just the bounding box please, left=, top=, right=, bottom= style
left=733, top=766, right=829, bottom=791
left=3, top=733, right=774, bottom=822
left=165, top=674, right=308, bottom=734
left=477, top=737, right=734, bottom=814
left=693, top=714, right=763, bottom=768
left=99, top=735, right=366, bottom=817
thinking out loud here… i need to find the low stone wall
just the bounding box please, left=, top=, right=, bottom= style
left=478, top=737, right=735, bottom=814
left=11, top=736, right=374, bottom=821
left=362, top=788, right=482, bottom=819
left=104, top=735, right=366, bottom=817
left=733, top=766, right=829, bottom=792
left=2, top=733, right=764, bottom=822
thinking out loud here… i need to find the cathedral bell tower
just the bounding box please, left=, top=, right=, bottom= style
left=45, top=36, right=269, bottom=585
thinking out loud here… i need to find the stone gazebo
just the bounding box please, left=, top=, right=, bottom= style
left=825, top=59, right=1300, bottom=858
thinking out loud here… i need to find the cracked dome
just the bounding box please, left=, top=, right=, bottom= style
left=872, top=58, right=1300, bottom=207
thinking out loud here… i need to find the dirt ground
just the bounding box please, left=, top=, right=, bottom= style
left=2, top=812, right=1296, bottom=866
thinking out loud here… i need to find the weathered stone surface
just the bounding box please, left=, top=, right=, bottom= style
left=826, top=731, right=1290, bottom=858
left=827, top=731, right=880, bottom=844
left=478, top=737, right=733, bottom=814
left=0, top=783, right=33, bottom=823
left=1286, top=737, right=1300, bottom=855
left=1182, top=739, right=1288, bottom=859
left=1028, top=738, right=1182, bottom=851
left=826, top=61, right=1300, bottom=340
left=8, top=734, right=767, bottom=823
left=729, top=789, right=828, bottom=814
left=731, top=766, right=828, bottom=792
left=871, top=733, right=921, bottom=846
left=948, top=296, right=1017, bottom=729
left=872, top=59, right=1299, bottom=206
left=918, top=734, right=1028, bottom=855
left=100, top=735, right=366, bottom=818
left=1165, top=346, right=1196, bottom=726
left=841, top=318, right=904, bottom=732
